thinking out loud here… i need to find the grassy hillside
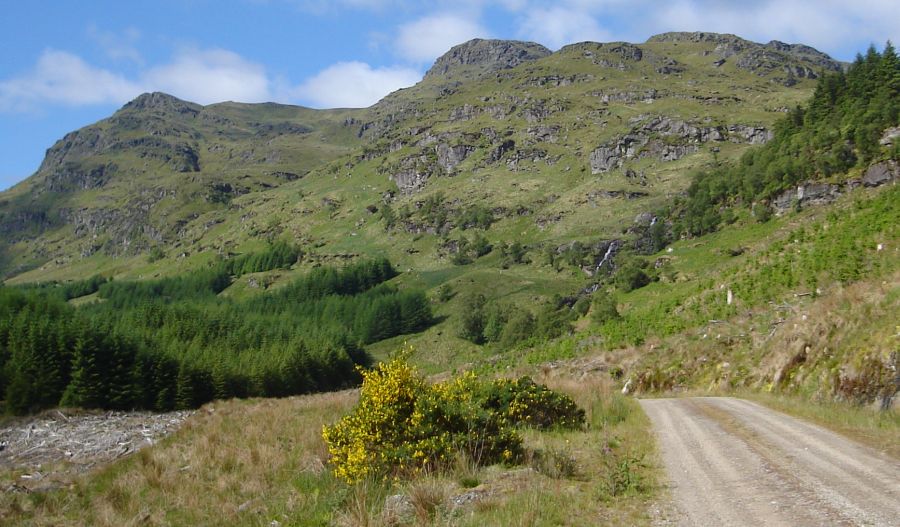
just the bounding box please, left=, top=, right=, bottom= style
left=2, top=33, right=837, bottom=286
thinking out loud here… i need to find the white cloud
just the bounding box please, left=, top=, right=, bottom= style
left=296, top=61, right=421, bottom=108
left=142, top=48, right=272, bottom=104
left=644, top=0, right=899, bottom=56
left=395, top=13, right=491, bottom=62
left=87, top=25, right=143, bottom=64
left=504, top=0, right=897, bottom=58
left=517, top=6, right=611, bottom=49
left=0, top=46, right=422, bottom=113
left=0, top=48, right=278, bottom=112
left=0, top=50, right=141, bottom=112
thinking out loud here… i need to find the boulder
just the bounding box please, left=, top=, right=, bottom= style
left=862, top=161, right=898, bottom=187
left=879, top=127, right=900, bottom=146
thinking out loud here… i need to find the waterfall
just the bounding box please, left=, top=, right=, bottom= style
left=595, top=240, right=618, bottom=272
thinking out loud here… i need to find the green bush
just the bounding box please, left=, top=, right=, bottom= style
left=615, top=259, right=651, bottom=292
left=590, top=294, right=620, bottom=325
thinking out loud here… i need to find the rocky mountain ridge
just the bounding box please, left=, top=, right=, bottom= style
left=0, top=32, right=846, bottom=281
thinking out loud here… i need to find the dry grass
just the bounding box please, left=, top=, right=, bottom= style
left=1, top=370, right=659, bottom=526
left=1, top=391, right=357, bottom=526
left=446, top=374, right=659, bottom=526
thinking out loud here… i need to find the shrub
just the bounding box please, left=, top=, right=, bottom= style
left=590, top=294, right=620, bottom=325
left=322, top=352, right=585, bottom=483
left=458, top=294, right=486, bottom=343
left=474, top=376, right=586, bottom=430
left=615, top=259, right=651, bottom=292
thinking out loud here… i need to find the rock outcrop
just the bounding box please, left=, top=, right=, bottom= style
left=435, top=143, right=475, bottom=172
left=862, top=160, right=899, bottom=187
left=647, top=32, right=844, bottom=81
left=772, top=160, right=897, bottom=213
left=425, top=39, right=551, bottom=79
left=772, top=182, right=843, bottom=212
left=589, top=116, right=772, bottom=173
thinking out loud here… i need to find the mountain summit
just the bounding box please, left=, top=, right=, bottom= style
left=425, top=38, right=552, bottom=79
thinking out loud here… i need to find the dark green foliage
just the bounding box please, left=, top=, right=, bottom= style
left=591, top=294, right=620, bottom=325
left=615, top=259, right=652, bottom=292
left=499, top=241, right=527, bottom=268
left=13, top=274, right=108, bottom=301
left=98, top=269, right=231, bottom=308
left=216, top=241, right=301, bottom=277
left=648, top=221, right=669, bottom=253
left=481, top=303, right=537, bottom=348
left=753, top=203, right=773, bottom=223
left=0, top=259, right=431, bottom=415
left=471, top=233, right=492, bottom=257
left=676, top=43, right=900, bottom=236
left=534, top=301, right=577, bottom=340
left=451, top=237, right=472, bottom=265
left=419, top=192, right=449, bottom=229
left=450, top=233, right=492, bottom=265
left=454, top=204, right=494, bottom=230
left=435, top=283, right=454, bottom=302
left=380, top=203, right=396, bottom=231
left=251, top=257, right=395, bottom=305
left=458, top=293, right=487, bottom=344
left=498, top=309, right=536, bottom=348
left=147, top=246, right=165, bottom=263
left=572, top=296, right=591, bottom=317
left=474, top=376, right=586, bottom=430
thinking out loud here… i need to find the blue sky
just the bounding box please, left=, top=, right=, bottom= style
left=2, top=0, right=898, bottom=190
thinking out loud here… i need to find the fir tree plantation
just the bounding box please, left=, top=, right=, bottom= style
left=0, top=258, right=431, bottom=414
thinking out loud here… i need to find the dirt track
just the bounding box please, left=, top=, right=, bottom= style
left=640, top=397, right=900, bottom=527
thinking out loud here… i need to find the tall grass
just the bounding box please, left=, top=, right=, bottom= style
left=1, top=368, right=660, bottom=526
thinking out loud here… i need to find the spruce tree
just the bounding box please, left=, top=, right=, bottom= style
left=61, top=329, right=105, bottom=409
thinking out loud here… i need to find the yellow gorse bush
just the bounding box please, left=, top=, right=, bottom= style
left=323, top=346, right=584, bottom=483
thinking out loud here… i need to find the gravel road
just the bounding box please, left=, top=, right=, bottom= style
left=640, top=397, right=900, bottom=527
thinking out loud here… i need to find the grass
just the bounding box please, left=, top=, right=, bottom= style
left=0, top=369, right=659, bottom=527
left=0, top=392, right=356, bottom=526
left=450, top=374, right=658, bottom=526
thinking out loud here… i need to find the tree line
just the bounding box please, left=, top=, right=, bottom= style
left=0, top=258, right=432, bottom=415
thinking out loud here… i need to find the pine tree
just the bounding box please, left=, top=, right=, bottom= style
left=175, top=362, right=196, bottom=410
left=61, top=329, right=105, bottom=409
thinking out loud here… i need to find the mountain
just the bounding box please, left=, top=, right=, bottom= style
left=0, top=94, right=363, bottom=277
left=0, top=32, right=846, bottom=282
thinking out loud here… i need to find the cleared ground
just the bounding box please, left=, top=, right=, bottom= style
left=640, top=397, right=900, bottom=527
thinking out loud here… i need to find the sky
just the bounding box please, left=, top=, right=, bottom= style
left=1, top=0, right=898, bottom=190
